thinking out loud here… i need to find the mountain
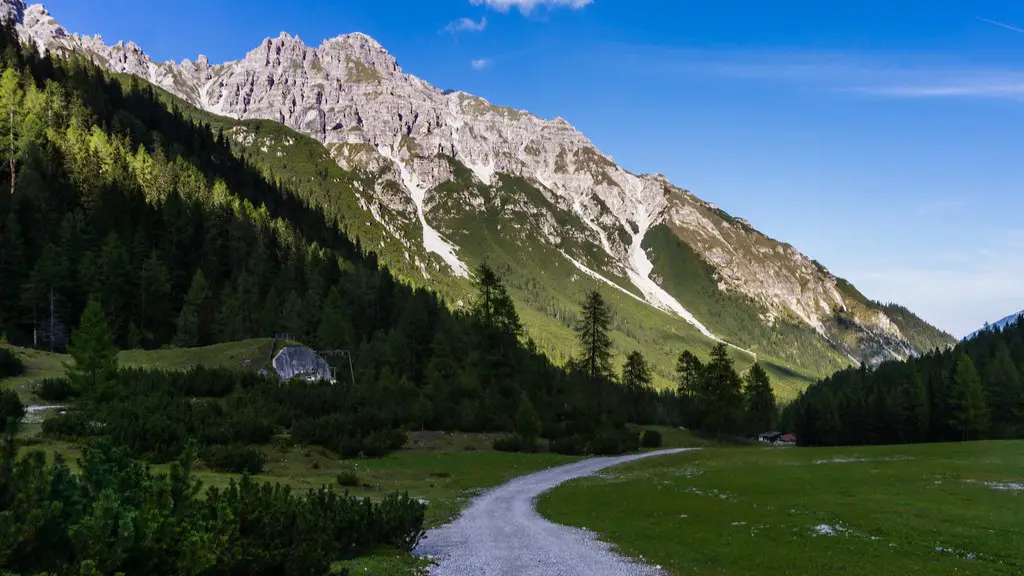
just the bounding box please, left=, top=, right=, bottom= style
left=4, top=0, right=955, bottom=389
left=966, top=310, right=1024, bottom=341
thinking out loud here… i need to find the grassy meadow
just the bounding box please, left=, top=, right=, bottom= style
left=538, top=441, right=1024, bottom=575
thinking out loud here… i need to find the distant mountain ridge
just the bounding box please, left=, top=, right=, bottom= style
left=1, top=0, right=956, bottom=386
left=966, top=310, right=1024, bottom=341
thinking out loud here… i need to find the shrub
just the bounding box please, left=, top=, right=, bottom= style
left=38, top=378, right=77, bottom=402
left=492, top=434, right=538, bottom=453
left=0, top=347, right=24, bottom=379
left=337, top=468, right=360, bottom=487
left=588, top=428, right=640, bottom=456
left=549, top=434, right=587, bottom=455
left=200, top=444, right=267, bottom=474
left=0, top=389, right=25, bottom=430
left=641, top=429, right=663, bottom=448
left=41, top=410, right=95, bottom=438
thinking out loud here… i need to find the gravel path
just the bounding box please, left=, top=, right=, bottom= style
left=415, top=448, right=694, bottom=576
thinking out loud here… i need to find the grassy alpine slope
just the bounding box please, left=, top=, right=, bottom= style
left=135, top=77, right=879, bottom=396
left=538, top=441, right=1024, bottom=576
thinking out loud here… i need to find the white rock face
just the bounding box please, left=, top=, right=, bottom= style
left=4, top=0, right=936, bottom=362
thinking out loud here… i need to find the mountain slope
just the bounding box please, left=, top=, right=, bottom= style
left=966, top=310, right=1024, bottom=341
left=4, top=0, right=955, bottom=387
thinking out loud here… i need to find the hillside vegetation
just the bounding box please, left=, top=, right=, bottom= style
left=787, top=317, right=1024, bottom=446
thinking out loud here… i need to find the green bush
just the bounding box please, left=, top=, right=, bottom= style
left=549, top=434, right=587, bottom=455
left=0, top=347, right=24, bottom=379
left=200, top=443, right=267, bottom=474
left=41, top=410, right=95, bottom=438
left=492, top=434, right=537, bottom=453
left=0, top=436, right=428, bottom=575
left=0, top=389, right=25, bottom=431
left=641, top=429, right=663, bottom=448
left=337, top=468, right=360, bottom=487
left=588, top=428, right=640, bottom=455
left=38, top=378, right=77, bottom=402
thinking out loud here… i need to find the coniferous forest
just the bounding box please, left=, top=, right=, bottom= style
left=786, top=316, right=1024, bottom=446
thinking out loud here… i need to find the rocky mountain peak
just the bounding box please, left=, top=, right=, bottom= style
left=0, top=0, right=24, bottom=24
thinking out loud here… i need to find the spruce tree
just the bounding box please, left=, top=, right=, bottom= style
left=984, top=342, right=1023, bottom=438
left=702, top=343, right=744, bottom=436
left=139, top=250, right=171, bottom=345
left=576, top=290, right=613, bottom=385
left=950, top=352, right=990, bottom=441
left=514, top=392, right=541, bottom=446
left=65, top=299, right=118, bottom=397
left=471, top=262, right=522, bottom=339
left=174, top=270, right=209, bottom=348
left=622, top=351, right=653, bottom=424
left=0, top=212, right=23, bottom=335
left=743, top=362, right=776, bottom=436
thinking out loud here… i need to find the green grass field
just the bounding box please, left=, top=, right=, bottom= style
left=538, top=441, right=1024, bottom=575
left=1, top=339, right=291, bottom=400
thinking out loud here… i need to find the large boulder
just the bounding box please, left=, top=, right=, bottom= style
left=272, top=345, right=335, bottom=383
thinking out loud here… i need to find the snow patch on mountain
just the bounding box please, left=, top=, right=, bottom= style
left=377, top=146, right=469, bottom=278
left=626, top=200, right=719, bottom=341
left=561, top=252, right=647, bottom=304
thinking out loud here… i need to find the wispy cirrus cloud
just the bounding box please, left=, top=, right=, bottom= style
left=471, top=58, right=491, bottom=70
left=470, top=0, right=593, bottom=15
left=444, top=16, right=487, bottom=34
left=977, top=16, right=1024, bottom=35
left=606, top=45, right=1024, bottom=100
left=850, top=229, right=1024, bottom=337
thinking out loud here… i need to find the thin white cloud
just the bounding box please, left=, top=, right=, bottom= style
left=850, top=230, right=1024, bottom=337
left=471, top=58, right=491, bottom=70
left=470, top=0, right=593, bottom=15
left=445, top=16, right=487, bottom=34
left=977, top=16, right=1024, bottom=35
left=608, top=45, right=1024, bottom=100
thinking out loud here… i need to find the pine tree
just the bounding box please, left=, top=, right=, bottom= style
left=174, top=270, right=209, bottom=348
left=743, top=362, right=776, bottom=436
left=65, top=299, right=117, bottom=397
left=139, top=250, right=171, bottom=345
left=622, top=351, right=653, bottom=424
left=701, top=343, right=744, bottom=436
left=897, top=364, right=929, bottom=443
left=471, top=262, right=522, bottom=339
left=984, top=342, right=1023, bottom=438
left=576, top=290, right=613, bottom=385
left=98, top=232, right=131, bottom=343
left=950, top=352, right=990, bottom=441
left=514, top=392, right=541, bottom=446
left=0, top=212, right=23, bottom=334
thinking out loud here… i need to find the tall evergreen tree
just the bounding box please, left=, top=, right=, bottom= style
left=0, top=212, right=23, bottom=334
left=701, top=343, right=744, bottom=435
left=514, top=392, right=541, bottom=446
left=139, top=250, right=171, bottom=345
left=576, top=290, right=614, bottom=385
left=743, top=362, right=776, bottom=436
left=174, top=270, right=210, bottom=348
left=950, top=352, right=990, bottom=441
left=622, top=351, right=653, bottom=424
left=984, top=342, right=1023, bottom=438
left=471, top=262, right=521, bottom=339
left=64, top=299, right=117, bottom=397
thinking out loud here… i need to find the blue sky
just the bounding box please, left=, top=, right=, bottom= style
left=46, top=0, right=1024, bottom=337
